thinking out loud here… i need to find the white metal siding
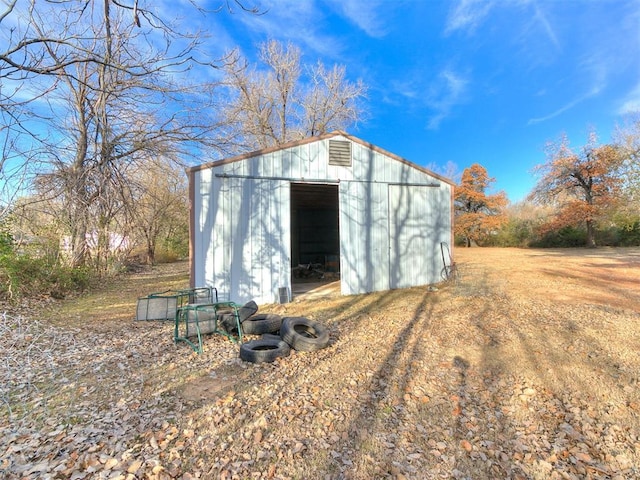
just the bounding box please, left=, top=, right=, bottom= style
left=190, top=168, right=291, bottom=304
left=339, top=181, right=389, bottom=295
left=192, top=134, right=453, bottom=304
left=214, top=177, right=290, bottom=305
left=388, top=185, right=431, bottom=289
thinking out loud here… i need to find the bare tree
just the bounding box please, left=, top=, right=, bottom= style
left=220, top=39, right=368, bottom=151
left=302, top=62, right=367, bottom=137
left=124, top=156, right=188, bottom=265
left=0, top=110, right=43, bottom=219
left=613, top=114, right=640, bottom=226
left=1, top=1, right=230, bottom=269
left=3, top=3, right=365, bottom=274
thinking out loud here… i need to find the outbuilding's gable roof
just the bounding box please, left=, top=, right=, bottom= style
left=188, top=131, right=455, bottom=186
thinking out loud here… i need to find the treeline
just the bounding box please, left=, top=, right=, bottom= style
left=454, top=122, right=640, bottom=249
left=478, top=209, right=640, bottom=248
left=0, top=2, right=366, bottom=300
left=2, top=3, right=638, bottom=301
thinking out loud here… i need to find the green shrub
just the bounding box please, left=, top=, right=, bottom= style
left=595, top=227, right=620, bottom=246
left=1, top=254, right=44, bottom=298
left=0, top=239, right=94, bottom=300
left=159, top=227, right=189, bottom=260
left=530, top=226, right=587, bottom=248
left=593, top=223, right=640, bottom=247
left=0, top=229, right=13, bottom=257
left=153, top=248, right=180, bottom=264
left=486, top=218, right=535, bottom=247
left=617, top=221, right=640, bottom=246
left=48, top=264, right=93, bottom=297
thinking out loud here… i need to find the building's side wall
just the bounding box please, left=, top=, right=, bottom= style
left=191, top=168, right=213, bottom=290
left=191, top=134, right=453, bottom=304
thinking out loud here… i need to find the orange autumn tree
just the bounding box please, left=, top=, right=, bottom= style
left=454, top=164, right=508, bottom=247
left=529, top=132, right=622, bottom=248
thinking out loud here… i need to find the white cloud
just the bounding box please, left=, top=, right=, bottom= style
left=527, top=86, right=602, bottom=125
left=235, top=1, right=344, bottom=59
left=426, top=69, right=469, bottom=130
left=325, top=0, right=389, bottom=38
left=446, top=0, right=561, bottom=53
left=376, top=67, right=469, bottom=129
left=380, top=66, right=468, bottom=127
left=531, top=2, right=560, bottom=50
left=618, top=83, right=640, bottom=115
left=444, top=0, right=495, bottom=35
left=388, top=78, right=419, bottom=101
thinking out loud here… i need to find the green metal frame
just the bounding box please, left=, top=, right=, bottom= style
left=174, top=301, right=243, bottom=354
left=135, top=287, right=218, bottom=321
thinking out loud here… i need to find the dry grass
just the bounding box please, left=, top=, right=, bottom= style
left=2, top=248, right=640, bottom=479
left=42, top=262, right=190, bottom=328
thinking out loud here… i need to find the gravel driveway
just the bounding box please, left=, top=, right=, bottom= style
left=1, top=248, right=639, bottom=479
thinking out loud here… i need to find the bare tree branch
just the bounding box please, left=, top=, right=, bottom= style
left=0, top=0, right=253, bottom=269
left=218, top=39, right=368, bottom=152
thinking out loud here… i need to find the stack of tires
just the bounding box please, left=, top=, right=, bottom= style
left=239, top=311, right=330, bottom=364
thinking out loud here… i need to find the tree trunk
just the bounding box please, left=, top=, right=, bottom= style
left=71, top=218, right=88, bottom=268
left=147, top=243, right=155, bottom=265
left=146, top=233, right=156, bottom=265
left=586, top=219, right=597, bottom=248
left=69, top=168, right=90, bottom=268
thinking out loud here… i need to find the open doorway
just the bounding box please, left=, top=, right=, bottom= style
left=290, top=183, right=340, bottom=294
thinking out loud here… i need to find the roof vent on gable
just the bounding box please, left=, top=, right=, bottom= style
left=329, top=140, right=352, bottom=167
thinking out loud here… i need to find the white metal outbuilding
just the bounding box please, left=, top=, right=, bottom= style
left=188, top=131, right=454, bottom=305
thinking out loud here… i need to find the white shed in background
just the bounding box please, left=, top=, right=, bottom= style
left=188, top=131, right=454, bottom=305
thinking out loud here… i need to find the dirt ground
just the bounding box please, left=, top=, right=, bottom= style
left=1, top=247, right=639, bottom=479
left=456, top=247, right=640, bottom=311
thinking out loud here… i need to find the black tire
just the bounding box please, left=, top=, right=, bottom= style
left=242, top=313, right=283, bottom=335
left=238, top=300, right=259, bottom=322
left=280, top=316, right=330, bottom=352
left=239, top=338, right=290, bottom=363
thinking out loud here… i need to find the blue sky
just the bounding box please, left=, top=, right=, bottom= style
left=194, top=0, right=640, bottom=202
